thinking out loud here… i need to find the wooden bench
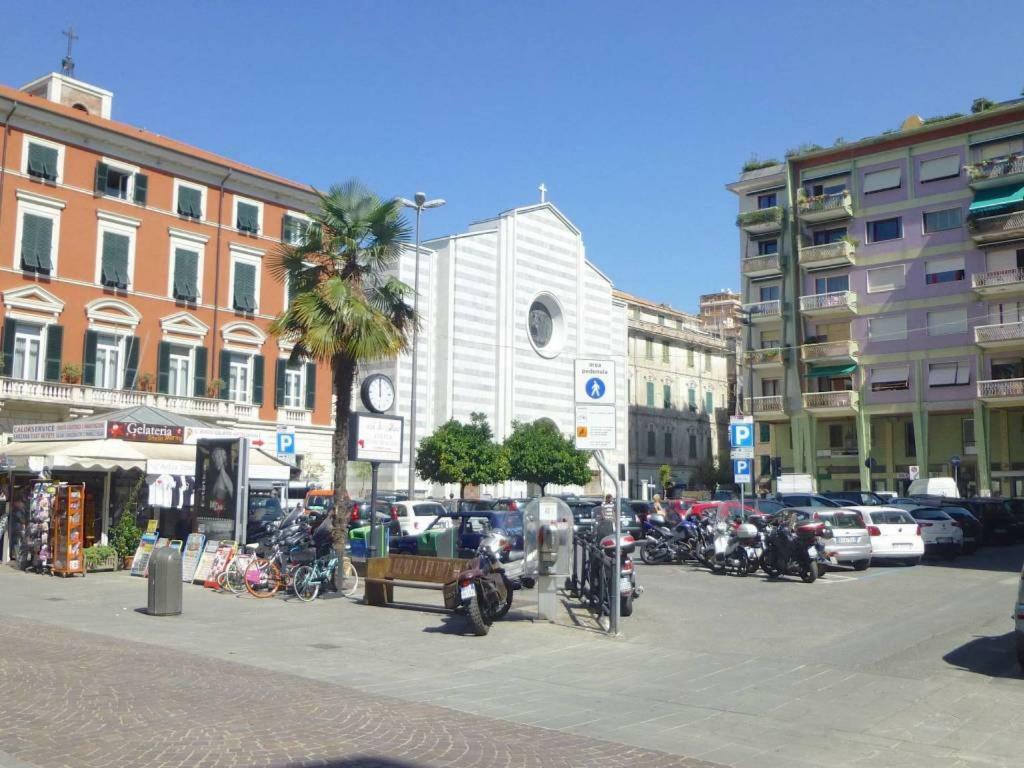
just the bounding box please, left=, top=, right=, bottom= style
left=364, top=554, right=474, bottom=607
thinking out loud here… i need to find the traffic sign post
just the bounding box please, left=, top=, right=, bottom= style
left=950, top=455, right=961, bottom=488
left=574, top=360, right=618, bottom=451
left=275, top=426, right=296, bottom=464
left=733, top=458, right=752, bottom=485
left=729, top=416, right=755, bottom=504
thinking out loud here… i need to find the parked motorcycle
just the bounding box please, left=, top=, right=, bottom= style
left=709, top=519, right=756, bottom=576
left=446, top=530, right=514, bottom=636
left=761, top=513, right=832, bottom=583
left=598, top=531, right=642, bottom=617
left=640, top=514, right=700, bottom=564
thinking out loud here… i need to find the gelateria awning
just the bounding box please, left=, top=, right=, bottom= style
left=804, top=363, right=857, bottom=378
left=969, top=183, right=1024, bottom=213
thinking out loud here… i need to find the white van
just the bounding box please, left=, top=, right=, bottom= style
left=907, top=477, right=959, bottom=498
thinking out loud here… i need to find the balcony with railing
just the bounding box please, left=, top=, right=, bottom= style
left=972, top=267, right=1024, bottom=297
left=736, top=205, right=784, bottom=234
left=800, top=339, right=858, bottom=363
left=741, top=253, right=782, bottom=277
left=0, top=377, right=265, bottom=423
left=798, top=191, right=853, bottom=223
left=745, top=347, right=785, bottom=368
left=974, top=320, right=1024, bottom=349
left=799, top=290, right=857, bottom=317
left=748, top=395, right=787, bottom=421
left=966, top=155, right=1024, bottom=188
left=968, top=209, right=1024, bottom=246
left=802, top=390, right=858, bottom=413
left=743, top=299, right=782, bottom=323
left=978, top=378, right=1024, bottom=404
left=799, top=239, right=856, bottom=270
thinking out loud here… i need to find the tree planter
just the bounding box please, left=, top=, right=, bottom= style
left=86, top=555, right=118, bottom=572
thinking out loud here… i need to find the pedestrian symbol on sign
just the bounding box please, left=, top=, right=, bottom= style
left=585, top=377, right=605, bottom=399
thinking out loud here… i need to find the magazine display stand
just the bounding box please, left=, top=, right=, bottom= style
left=51, top=484, right=86, bottom=577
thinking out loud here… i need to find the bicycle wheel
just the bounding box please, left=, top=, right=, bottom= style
left=215, top=569, right=230, bottom=590
left=292, top=565, right=319, bottom=602
left=339, top=558, right=359, bottom=598
left=223, top=558, right=248, bottom=594
left=244, top=557, right=282, bottom=598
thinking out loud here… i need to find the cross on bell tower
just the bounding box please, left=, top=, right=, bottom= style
left=61, top=25, right=78, bottom=77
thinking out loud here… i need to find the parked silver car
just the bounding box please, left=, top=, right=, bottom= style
left=811, top=508, right=872, bottom=571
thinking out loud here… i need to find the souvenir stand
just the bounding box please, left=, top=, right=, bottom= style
left=50, top=484, right=86, bottom=577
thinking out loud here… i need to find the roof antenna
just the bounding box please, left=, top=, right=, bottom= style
left=61, top=25, right=78, bottom=77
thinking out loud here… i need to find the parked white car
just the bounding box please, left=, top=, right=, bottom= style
left=1015, top=561, right=1024, bottom=669
left=905, top=507, right=963, bottom=558
left=858, top=507, right=925, bottom=565
left=390, top=501, right=453, bottom=536
left=812, top=508, right=872, bottom=571
left=907, top=477, right=959, bottom=498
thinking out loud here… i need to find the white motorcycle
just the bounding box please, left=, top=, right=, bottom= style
left=710, top=520, right=753, bottom=576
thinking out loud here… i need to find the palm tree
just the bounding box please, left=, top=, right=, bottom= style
left=269, top=181, right=416, bottom=547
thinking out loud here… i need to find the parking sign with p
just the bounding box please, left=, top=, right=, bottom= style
left=276, top=426, right=296, bottom=457
left=729, top=416, right=754, bottom=449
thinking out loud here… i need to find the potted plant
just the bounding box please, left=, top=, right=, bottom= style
left=61, top=363, right=82, bottom=384
left=207, top=378, right=224, bottom=398
left=109, top=511, right=142, bottom=569
left=138, top=372, right=155, bottom=392
left=84, top=544, right=118, bottom=572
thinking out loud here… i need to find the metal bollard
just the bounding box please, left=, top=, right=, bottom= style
left=147, top=546, right=183, bottom=616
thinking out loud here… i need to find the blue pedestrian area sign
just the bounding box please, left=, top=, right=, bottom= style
left=585, top=377, right=605, bottom=399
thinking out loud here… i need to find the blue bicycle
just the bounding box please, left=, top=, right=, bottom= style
left=291, top=549, right=356, bottom=601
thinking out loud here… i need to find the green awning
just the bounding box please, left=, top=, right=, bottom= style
left=969, top=183, right=1024, bottom=213
left=805, top=363, right=857, bottom=378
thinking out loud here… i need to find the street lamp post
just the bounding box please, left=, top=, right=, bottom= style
left=398, top=192, right=446, bottom=499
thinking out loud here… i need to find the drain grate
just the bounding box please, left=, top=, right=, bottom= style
left=308, top=643, right=341, bottom=651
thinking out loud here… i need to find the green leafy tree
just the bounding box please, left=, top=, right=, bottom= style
left=269, top=181, right=416, bottom=547
left=659, top=464, right=673, bottom=495
left=691, top=460, right=733, bottom=491
left=504, top=419, right=591, bottom=495
left=416, top=413, right=510, bottom=496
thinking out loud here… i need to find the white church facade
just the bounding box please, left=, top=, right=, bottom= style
left=352, top=200, right=629, bottom=499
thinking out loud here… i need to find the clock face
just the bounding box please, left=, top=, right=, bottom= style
left=362, top=374, right=395, bottom=413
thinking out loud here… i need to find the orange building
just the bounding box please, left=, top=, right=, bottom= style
left=0, top=72, right=333, bottom=484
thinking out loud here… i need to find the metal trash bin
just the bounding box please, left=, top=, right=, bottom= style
left=147, top=546, right=183, bottom=616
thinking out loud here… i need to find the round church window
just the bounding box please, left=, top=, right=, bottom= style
left=528, top=301, right=553, bottom=349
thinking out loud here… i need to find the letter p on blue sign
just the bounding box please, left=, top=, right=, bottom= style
left=729, top=417, right=754, bottom=449
left=276, top=428, right=295, bottom=456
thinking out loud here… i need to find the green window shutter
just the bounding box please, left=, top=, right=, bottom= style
left=275, top=359, right=287, bottom=407
left=304, top=362, right=316, bottom=410
left=177, top=186, right=201, bottom=218
left=252, top=354, right=265, bottom=406
left=27, top=144, right=58, bottom=181
left=34, top=216, right=53, bottom=271
left=133, top=173, right=148, bottom=205
left=688, top=388, right=696, bottom=408
left=44, top=325, right=63, bottom=382
left=123, top=336, right=139, bottom=389
left=2, top=322, right=15, bottom=377
left=193, top=346, right=208, bottom=398
left=218, top=350, right=231, bottom=399
left=94, top=162, right=109, bottom=195
left=705, top=391, right=713, bottom=414
left=645, top=381, right=654, bottom=406
left=101, top=233, right=130, bottom=288
left=157, top=341, right=172, bottom=394
left=759, top=423, right=771, bottom=443
left=282, top=214, right=296, bottom=243
left=233, top=262, right=256, bottom=311
left=19, top=213, right=40, bottom=270
left=236, top=201, right=259, bottom=233
left=173, top=249, right=198, bottom=301
left=83, top=331, right=98, bottom=387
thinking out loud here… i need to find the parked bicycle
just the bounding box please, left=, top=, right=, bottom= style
left=292, top=548, right=360, bottom=601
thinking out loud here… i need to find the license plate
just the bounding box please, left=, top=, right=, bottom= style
left=892, top=543, right=912, bottom=550
left=807, top=546, right=818, bottom=557
left=836, top=537, right=856, bottom=544
left=619, top=578, right=632, bottom=594
left=937, top=537, right=952, bottom=544
left=460, top=584, right=475, bottom=601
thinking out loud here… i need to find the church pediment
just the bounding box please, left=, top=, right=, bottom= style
left=2, top=285, right=65, bottom=320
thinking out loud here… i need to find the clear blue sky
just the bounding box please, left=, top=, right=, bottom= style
left=4, top=1, right=1024, bottom=310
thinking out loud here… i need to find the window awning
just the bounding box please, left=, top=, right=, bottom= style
left=872, top=366, right=910, bottom=384
left=805, top=363, right=857, bottom=378
left=969, top=184, right=1024, bottom=213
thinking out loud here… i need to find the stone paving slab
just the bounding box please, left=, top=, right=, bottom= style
left=0, top=616, right=719, bottom=768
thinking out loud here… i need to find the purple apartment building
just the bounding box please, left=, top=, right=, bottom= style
left=729, top=104, right=1024, bottom=496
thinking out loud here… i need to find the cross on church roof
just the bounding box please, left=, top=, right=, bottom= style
left=61, top=25, right=78, bottom=77
left=538, top=182, right=547, bottom=203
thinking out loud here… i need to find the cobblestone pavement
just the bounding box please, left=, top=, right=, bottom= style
left=0, top=617, right=721, bottom=768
